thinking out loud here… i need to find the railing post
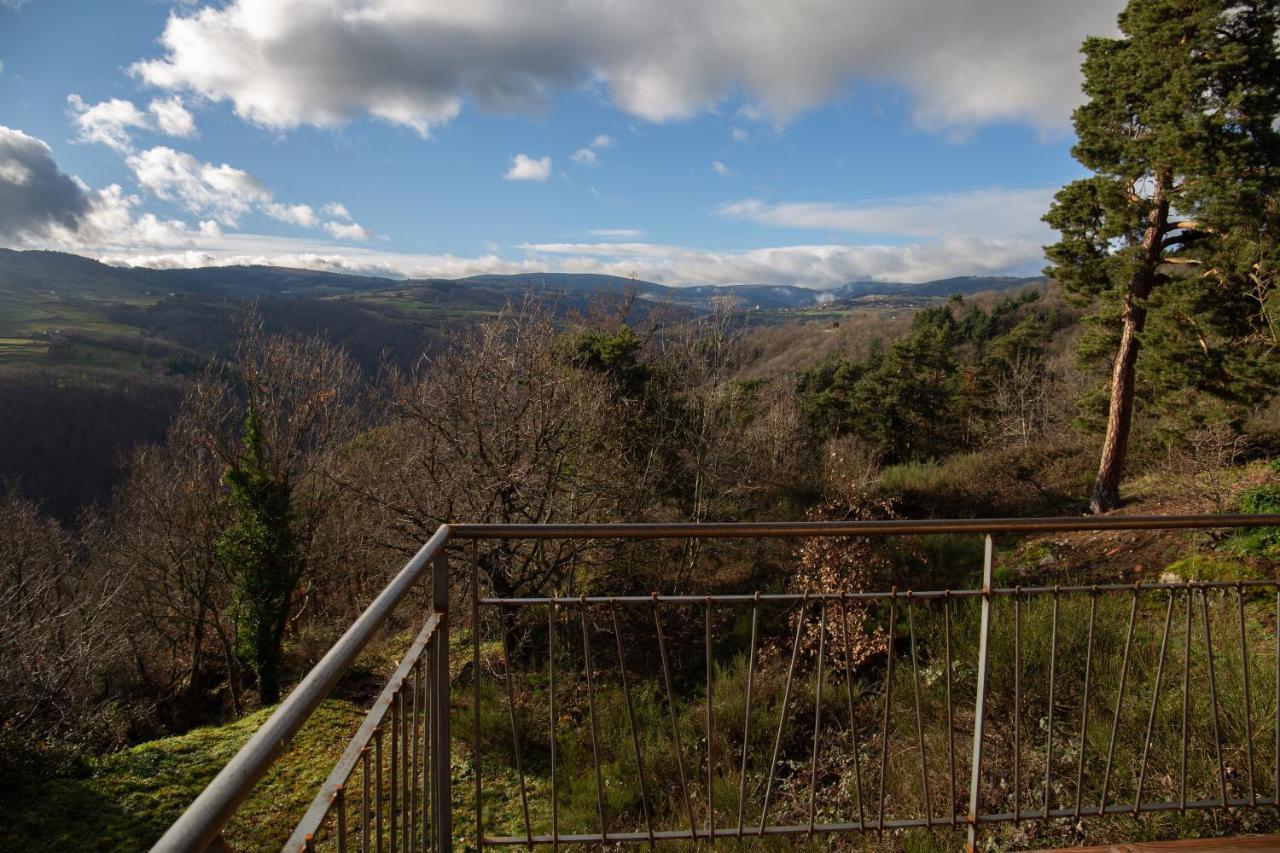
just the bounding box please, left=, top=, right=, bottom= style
left=966, top=534, right=994, bottom=852
left=431, top=550, right=452, bottom=852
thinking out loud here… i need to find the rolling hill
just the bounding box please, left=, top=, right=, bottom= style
left=0, top=248, right=1046, bottom=373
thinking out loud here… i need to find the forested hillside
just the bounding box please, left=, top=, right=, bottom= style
left=0, top=249, right=1040, bottom=517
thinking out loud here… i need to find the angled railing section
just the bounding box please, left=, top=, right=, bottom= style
left=155, top=515, right=1280, bottom=852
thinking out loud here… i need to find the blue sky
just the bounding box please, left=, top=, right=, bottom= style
left=0, top=0, right=1123, bottom=287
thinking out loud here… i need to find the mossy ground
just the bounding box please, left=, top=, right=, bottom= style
left=0, top=701, right=363, bottom=853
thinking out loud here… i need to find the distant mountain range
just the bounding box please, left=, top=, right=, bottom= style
left=0, top=250, right=1043, bottom=311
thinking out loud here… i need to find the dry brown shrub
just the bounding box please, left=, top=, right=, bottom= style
left=788, top=496, right=905, bottom=671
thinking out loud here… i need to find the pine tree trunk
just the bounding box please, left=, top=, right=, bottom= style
left=1090, top=171, right=1171, bottom=513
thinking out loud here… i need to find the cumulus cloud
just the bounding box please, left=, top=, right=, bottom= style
left=0, top=125, right=92, bottom=241
left=322, top=220, right=375, bottom=240
left=148, top=96, right=198, bottom=138
left=322, top=201, right=351, bottom=219
left=67, top=95, right=151, bottom=153
left=126, top=145, right=270, bottom=225
left=67, top=94, right=198, bottom=153
left=589, top=228, right=644, bottom=238
left=262, top=201, right=319, bottom=227
left=711, top=160, right=731, bottom=177
left=130, top=0, right=1121, bottom=136
left=571, top=133, right=613, bottom=166
left=504, top=153, right=551, bottom=181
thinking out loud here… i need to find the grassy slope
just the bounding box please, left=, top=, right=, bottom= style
left=0, top=702, right=363, bottom=853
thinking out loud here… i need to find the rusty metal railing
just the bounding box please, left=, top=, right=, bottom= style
left=155, top=515, right=1280, bottom=852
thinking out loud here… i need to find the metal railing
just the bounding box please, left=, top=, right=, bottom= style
left=154, top=514, right=1280, bottom=852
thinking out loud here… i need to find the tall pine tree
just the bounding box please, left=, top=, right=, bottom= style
left=1044, top=0, right=1280, bottom=513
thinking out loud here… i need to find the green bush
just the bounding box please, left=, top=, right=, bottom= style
left=1227, top=483, right=1280, bottom=558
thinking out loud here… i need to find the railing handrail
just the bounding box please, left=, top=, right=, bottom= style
left=450, top=513, right=1280, bottom=539
left=154, top=512, right=1280, bottom=852
left=151, top=525, right=453, bottom=853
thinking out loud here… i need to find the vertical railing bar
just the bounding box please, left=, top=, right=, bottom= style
left=391, top=688, right=400, bottom=852
left=425, top=634, right=435, bottom=851
left=402, top=678, right=410, bottom=853
left=548, top=601, right=558, bottom=852
left=1043, top=586, right=1059, bottom=821
left=1074, top=588, right=1098, bottom=819
left=1182, top=587, right=1191, bottom=814
left=376, top=727, right=385, bottom=853
left=362, top=747, right=372, bottom=853
left=411, top=663, right=420, bottom=852
left=965, top=535, right=994, bottom=852
left=1013, top=588, right=1021, bottom=824
left=907, top=592, right=931, bottom=829
left=499, top=606, right=533, bottom=847
left=840, top=595, right=867, bottom=832
left=610, top=600, right=655, bottom=849
left=878, top=589, right=897, bottom=836
left=1099, top=585, right=1139, bottom=814
left=944, top=591, right=956, bottom=828
left=337, top=786, right=348, bottom=853
left=430, top=549, right=450, bottom=853
left=424, top=660, right=435, bottom=850
left=1135, top=591, right=1174, bottom=815
left=654, top=595, right=699, bottom=839
left=1202, top=586, right=1228, bottom=808
left=808, top=600, right=827, bottom=836
left=737, top=593, right=760, bottom=840
left=579, top=597, right=608, bottom=841
left=706, top=597, right=715, bottom=838
left=1238, top=582, right=1257, bottom=807
left=471, top=544, right=482, bottom=852
left=760, top=593, right=808, bottom=834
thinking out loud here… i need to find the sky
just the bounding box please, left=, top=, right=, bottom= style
left=0, top=0, right=1125, bottom=288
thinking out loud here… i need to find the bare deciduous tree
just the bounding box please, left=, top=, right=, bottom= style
left=338, top=305, right=630, bottom=601
left=0, top=489, right=123, bottom=732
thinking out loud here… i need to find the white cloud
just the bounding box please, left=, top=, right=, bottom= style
left=322, top=201, right=351, bottom=220
left=504, top=153, right=551, bottom=181
left=717, top=187, right=1055, bottom=243
left=148, top=96, right=197, bottom=138
left=589, top=228, right=644, bottom=239
left=261, top=201, right=319, bottom=227
left=67, top=94, right=198, bottom=153
left=711, top=160, right=731, bottom=176
left=126, top=145, right=270, bottom=225
left=515, top=238, right=1044, bottom=286
left=67, top=95, right=150, bottom=153
left=322, top=220, right=375, bottom=240
left=68, top=233, right=1037, bottom=286
left=571, top=133, right=613, bottom=166
left=731, top=126, right=748, bottom=142
left=130, top=0, right=1121, bottom=136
